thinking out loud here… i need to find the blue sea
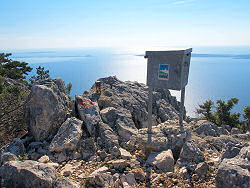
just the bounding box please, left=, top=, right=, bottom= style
left=5, top=46, right=250, bottom=117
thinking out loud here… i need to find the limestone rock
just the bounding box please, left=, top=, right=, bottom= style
left=0, top=160, right=57, bottom=188
left=49, top=117, right=83, bottom=152
left=120, top=173, right=137, bottom=188
left=107, top=159, right=129, bottom=172
left=194, top=120, right=228, bottom=137
left=78, top=138, right=97, bottom=160
left=216, top=146, right=250, bottom=188
left=75, top=96, right=101, bottom=136
left=97, top=122, right=119, bottom=150
left=195, top=162, right=208, bottom=178
left=120, top=148, right=132, bottom=160
left=53, top=177, right=79, bottom=188
left=177, top=139, right=205, bottom=166
left=87, top=166, right=114, bottom=188
left=3, top=138, right=25, bottom=157
left=38, top=155, right=50, bottom=163
left=146, top=150, right=174, bottom=172
left=26, top=78, right=68, bottom=141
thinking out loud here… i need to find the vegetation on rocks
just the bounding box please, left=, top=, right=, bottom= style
left=197, top=98, right=249, bottom=132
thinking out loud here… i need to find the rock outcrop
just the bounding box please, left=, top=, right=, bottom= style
left=216, top=146, right=250, bottom=188
left=1, top=76, right=249, bottom=187
left=0, top=160, right=58, bottom=188
left=26, top=78, right=68, bottom=141
left=49, top=117, right=83, bottom=152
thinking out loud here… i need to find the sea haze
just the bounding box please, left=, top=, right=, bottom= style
left=7, top=46, right=250, bottom=117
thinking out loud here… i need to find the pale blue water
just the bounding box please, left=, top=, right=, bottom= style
left=5, top=46, right=250, bottom=117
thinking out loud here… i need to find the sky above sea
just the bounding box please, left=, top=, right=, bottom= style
left=7, top=46, right=250, bottom=118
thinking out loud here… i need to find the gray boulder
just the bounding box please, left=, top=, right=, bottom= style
left=78, top=138, right=97, bottom=160
left=194, top=120, right=229, bottom=137
left=26, top=78, right=68, bottom=141
left=75, top=96, right=102, bottom=137
left=49, top=117, right=83, bottom=152
left=3, top=138, right=26, bottom=157
left=97, top=122, right=119, bottom=150
left=87, top=166, right=115, bottom=188
left=177, top=138, right=205, bottom=167
left=216, top=146, right=250, bottom=188
left=0, top=160, right=57, bottom=188
left=146, top=149, right=174, bottom=172
left=53, top=177, right=79, bottom=188
left=83, top=76, right=182, bottom=130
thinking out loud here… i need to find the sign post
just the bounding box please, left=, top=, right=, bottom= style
left=145, top=48, right=192, bottom=140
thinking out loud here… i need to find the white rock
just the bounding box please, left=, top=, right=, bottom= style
left=146, top=149, right=174, bottom=172
left=38, top=155, right=50, bottom=163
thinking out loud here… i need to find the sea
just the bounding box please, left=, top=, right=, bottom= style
left=5, top=46, right=250, bottom=118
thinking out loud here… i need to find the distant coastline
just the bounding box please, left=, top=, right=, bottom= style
left=135, top=53, right=250, bottom=59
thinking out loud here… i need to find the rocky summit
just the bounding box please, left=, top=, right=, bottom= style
left=0, top=76, right=249, bottom=188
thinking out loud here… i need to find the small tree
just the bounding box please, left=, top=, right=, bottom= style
left=66, top=82, right=72, bottom=95
left=215, top=98, right=240, bottom=126
left=243, top=106, right=250, bottom=131
left=197, top=98, right=241, bottom=128
left=0, top=53, right=32, bottom=81
left=29, top=66, right=50, bottom=84
left=196, top=100, right=216, bottom=123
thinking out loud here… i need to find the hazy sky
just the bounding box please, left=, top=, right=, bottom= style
left=1, top=0, right=250, bottom=50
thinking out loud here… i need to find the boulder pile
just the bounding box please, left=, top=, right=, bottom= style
left=0, top=76, right=249, bottom=187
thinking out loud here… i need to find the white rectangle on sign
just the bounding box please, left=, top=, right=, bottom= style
left=158, top=64, right=169, bottom=80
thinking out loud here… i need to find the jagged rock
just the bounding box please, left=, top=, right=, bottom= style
left=60, top=162, right=81, bottom=177
left=0, top=152, right=18, bottom=165
left=130, top=159, right=141, bottom=169
left=120, top=148, right=132, bottom=160
left=110, top=146, right=121, bottom=159
left=82, top=76, right=182, bottom=131
left=117, top=123, right=138, bottom=143
left=221, top=142, right=244, bottom=159
left=216, top=146, right=250, bottom=188
left=120, top=173, right=137, bottom=188
left=75, top=96, right=101, bottom=136
left=87, top=166, right=115, bottom=188
left=57, top=154, right=67, bottom=164
left=194, top=120, right=229, bottom=137
left=156, top=99, right=179, bottom=122
left=128, top=126, right=168, bottom=152
left=177, top=138, right=205, bottom=167
left=146, top=150, right=174, bottom=172
left=204, top=135, right=241, bottom=152
left=49, top=117, right=83, bottom=152
left=107, top=159, right=129, bottom=172
left=100, top=107, right=136, bottom=129
left=38, top=155, right=50, bottom=163
left=78, top=138, right=96, bottom=160
left=195, top=162, right=208, bottom=178
left=132, top=168, right=146, bottom=182
left=0, top=160, right=57, bottom=188
left=53, top=177, right=79, bottom=188
left=3, top=138, right=26, bottom=157
left=26, top=78, right=68, bottom=141
left=97, top=122, right=119, bottom=150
